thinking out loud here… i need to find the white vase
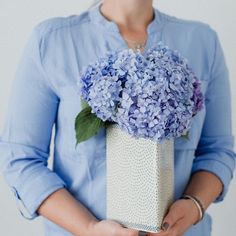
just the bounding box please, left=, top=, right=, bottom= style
left=106, top=123, right=174, bottom=233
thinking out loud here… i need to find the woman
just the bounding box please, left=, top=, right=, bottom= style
left=0, top=0, right=235, bottom=235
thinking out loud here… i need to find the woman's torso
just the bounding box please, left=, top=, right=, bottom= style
left=39, top=4, right=215, bottom=235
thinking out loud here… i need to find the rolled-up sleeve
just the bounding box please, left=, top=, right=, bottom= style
left=191, top=29, right=236, bottom=203
left=0, top=25, right=67, bottom=219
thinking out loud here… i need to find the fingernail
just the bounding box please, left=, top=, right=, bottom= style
left=162, top=222, right=170, bottom=231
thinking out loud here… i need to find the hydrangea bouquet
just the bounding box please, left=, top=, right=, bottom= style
left=75, top=42, right=204, bottom=145
left=74, top=42, right=204, bottom=233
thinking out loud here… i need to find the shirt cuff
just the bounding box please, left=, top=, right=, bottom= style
left=10, top=171, right=67, bottom=220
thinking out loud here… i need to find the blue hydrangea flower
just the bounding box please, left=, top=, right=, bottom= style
left=78, top=42, right=204, bottom=143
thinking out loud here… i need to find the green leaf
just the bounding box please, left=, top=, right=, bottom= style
left=75, top=106, right=105, bottom=146
left=80, top=98, right=90, bottom=109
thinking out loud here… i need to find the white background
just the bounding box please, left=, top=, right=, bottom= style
left=0, top=0, right=235, bottom=235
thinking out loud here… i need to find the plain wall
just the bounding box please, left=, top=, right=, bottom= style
left=0, top=0, right=235, bottom=235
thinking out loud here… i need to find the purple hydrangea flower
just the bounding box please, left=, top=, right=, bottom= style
left=78, top=42, right=204, bottom=143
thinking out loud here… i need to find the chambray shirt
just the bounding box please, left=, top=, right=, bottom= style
left=0, top=3, right=235, bottom=236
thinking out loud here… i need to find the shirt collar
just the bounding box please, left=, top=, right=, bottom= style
left=88, top=2, right=164, bottom=35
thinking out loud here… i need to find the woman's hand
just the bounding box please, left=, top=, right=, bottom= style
left=87, top=219, right=140, bottom=236
left=148, top=198, right=200, bottom=236
left=87, top=198, right=199, bottom=236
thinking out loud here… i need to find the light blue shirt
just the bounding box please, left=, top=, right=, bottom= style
left=0, top=3, right=235, bottom=236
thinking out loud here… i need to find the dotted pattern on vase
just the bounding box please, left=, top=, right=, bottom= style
left=106, top=123, right=174, bottom=233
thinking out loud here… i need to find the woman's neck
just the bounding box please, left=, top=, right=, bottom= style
left=101, top=0, right=154, bottom=31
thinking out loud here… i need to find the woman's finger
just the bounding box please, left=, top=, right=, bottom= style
left=165, top=216, right=190, bottom=236
left=149, top=218, right=189, bottom=236
left=161, top=202, right=185, bottom=231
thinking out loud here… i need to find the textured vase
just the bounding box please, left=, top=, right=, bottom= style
left=106, top=123, right=174, bottom=233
